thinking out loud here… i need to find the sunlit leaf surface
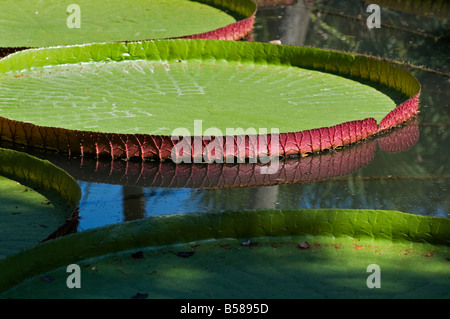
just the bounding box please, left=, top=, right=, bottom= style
left=0, top=0, right=256, bottom=47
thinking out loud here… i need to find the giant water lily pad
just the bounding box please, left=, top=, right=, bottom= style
left=0, top=39, right=420, bottom=161
left=0, top=209, right=448, bottom=298
left=0, top=147, right=81, bottom=259
left=0, top=0, right=256, bottom=49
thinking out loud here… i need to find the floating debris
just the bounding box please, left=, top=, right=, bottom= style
left=241, top=239, right=251, bottom=246
left=241, top=239, right=260, bottom=247
left=298, top=241, right=310, bottom=250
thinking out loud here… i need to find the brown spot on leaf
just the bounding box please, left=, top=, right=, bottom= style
left=219, top=244, right=231, bottom=250
left=176, top=251, right=195, bottom=258
left=353, top=244, right=364, bottom=249
left=131, top=292, right=148, bottom=299
left=131, top=251, right=145, bottom=259
left=41, top=275, right=54, bottom=283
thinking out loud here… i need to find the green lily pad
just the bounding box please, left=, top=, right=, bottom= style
left=0, top=0, right=256, bottom=48
left=0, top=147, right=81, bottom=259
left=0, top=39, right=420, bottom=161
left=0, top=209, right=448, bottom=298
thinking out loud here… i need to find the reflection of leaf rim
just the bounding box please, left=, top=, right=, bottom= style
left=0, top=208, right=448, bottom=295
left=31, top=135, right=379, bottom=188
left=24, top=118, right=418, bottom=188
left=0, top=39, right=421, bottom=161
left=0, top=0, right=257, bottom=50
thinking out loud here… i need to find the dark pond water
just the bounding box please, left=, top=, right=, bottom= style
left=5, top=0, right=450, bottom=231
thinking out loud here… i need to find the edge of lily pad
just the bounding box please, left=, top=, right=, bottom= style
left=0, top=148, right=81, bottom=207
left=0, top=147, right=82, bottom=241
left=0, top=208, right=448, bottom=294
left=0, top=39, right=421, bottom=161
left=179, top=0, right=257, bottom=41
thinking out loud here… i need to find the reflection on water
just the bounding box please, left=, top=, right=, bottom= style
left=41, top=128, right=383, bottom=188
left=2, top=0, right=449, bottom=230
left=74, top=117, right=447, bottom=230
left=254, top=0, right=450, bottom=73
